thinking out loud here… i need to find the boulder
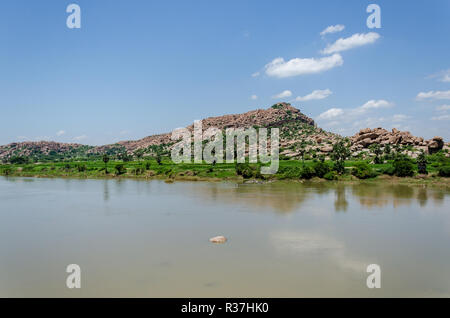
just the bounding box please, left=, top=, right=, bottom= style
left=360, top=138, right=373, bottom=147
left=320, top=145, right=333, bottom=152
left=209, top=236, right=227, bottom=244
left=428, top=136, right=444, bottom=154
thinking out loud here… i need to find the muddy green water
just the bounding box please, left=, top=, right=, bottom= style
left=0, top=177, right=449, bottom=297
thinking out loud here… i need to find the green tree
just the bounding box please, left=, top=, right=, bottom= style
left=118, top=152, right=131, bottom=162
left=134, top=149, right=144, bottom=161
left=417, top=151, right=427, bottom=174
left=384, top=144, right=392, bottom=159
left=331, top=140, right=351, bottom=174
left=369, top=144, right=383, bottom=164
left=299, top=145, right=306, bottom=166
left=155, top=153, right=162, bottom=165
left=114, top=163, right=126, bottom=175
left=102, top=154, right=110, bottom=174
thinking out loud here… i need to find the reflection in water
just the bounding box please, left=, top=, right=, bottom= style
left=103, top=180, right=110, bottom=201
left=334, top=185, right=348, bottom=212
left=190, top=181, right=449, bottom=214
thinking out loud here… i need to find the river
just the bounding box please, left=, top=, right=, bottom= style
left=0, top=177, right=449, bottom=297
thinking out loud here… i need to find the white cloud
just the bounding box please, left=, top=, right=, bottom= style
left=392, top=114, right=409, bottom=122
left=321, top=32, right=380, bottom=55
left=295, top=89, right=332, bottom=101
left=320, top=24, right=345, bottom=36
left=35, top=136, right=51, bottom=141
left=251, top=71, right=260, bottom=77
left=416, top=90, right=450, bottom=100
left=250, top=94, right=258, bottom=100
left=270, top=230, right=368, bottom=273
left=427, top=69, right=450, bottom=83
left=436, top=104, right=450, bottom=111
left=316, top=99, right=397, bottom=136
left=317, top=108, right=344, bottom=120
left=272, top=90, right=292, bottom=99
left=56, top=130, right=66, bottom=136
left=73, top=135, right=87, bottom=141
left=360, top=99, right=393, bottom=110
left=318, top=100, right=394, bottom=123
left=431, top=114, right=450, bottom=121
left=265, top=53, right=343, bottom=78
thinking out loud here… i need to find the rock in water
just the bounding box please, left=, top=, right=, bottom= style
left=209, top=236, right=227, bottom=244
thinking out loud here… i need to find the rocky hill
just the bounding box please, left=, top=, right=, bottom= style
left=0, top=141, right=94, bottom=162
left=0, top=103, right=447, bottom=162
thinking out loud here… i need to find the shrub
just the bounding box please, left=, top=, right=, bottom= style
left=312, top=161, right=331, bottom=178
left=76, top=164, right=87, bottom=172
left=132, top=166, right=145, bottom=175
left=236, top=163, right=263, bottom=179
left=300, top=166, right=315, bottom=179
left=10, top=156, right=29, bottom=164
left=115, top=163, right=127, bottom=175
left=351, top=162, right=377, bottom=179
left=428, top=150, right=446, bottom=165
left=1, top=167, right=12, bottom=176
left=278, top=166, right=302, bottom=179
left=393, top=158, right=414, bottom=177
left=438, top=165, right=450, bottom=177
left=382, top=166, right=395, bottom=176
left=323, top=171, right=338, bottom=180
left=145, top=161, right=151, bottom=170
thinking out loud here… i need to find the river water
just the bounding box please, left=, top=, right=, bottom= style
left=0, top=177, right=449, bottom=297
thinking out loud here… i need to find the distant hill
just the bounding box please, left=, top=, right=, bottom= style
left=0, top=103, right=447, bottom=162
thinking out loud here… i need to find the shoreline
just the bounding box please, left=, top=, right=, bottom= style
left=2, top=171, right=449, bottom=188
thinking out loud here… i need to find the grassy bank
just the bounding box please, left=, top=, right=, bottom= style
left=1, top=158, right=449, bottom=186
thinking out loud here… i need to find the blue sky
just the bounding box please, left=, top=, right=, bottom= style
left=1, top=0, right=449, bottom=145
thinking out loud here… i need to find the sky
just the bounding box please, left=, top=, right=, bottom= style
left=1, top=0, right=449, bottom=145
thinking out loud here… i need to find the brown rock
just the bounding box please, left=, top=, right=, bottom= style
left=209, top=236, right=227, bottom=244
left=320, top=145, right=333, bottom=152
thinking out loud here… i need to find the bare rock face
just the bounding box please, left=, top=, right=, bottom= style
left=428, top=136, right=444, bottom=154
left=96, top=102, right=317, bottom=154
left=320, top=145, right=333, bottom=152
left=209, top=236, right=227, bottom=244
left=349, top=128, right=443, bottom=152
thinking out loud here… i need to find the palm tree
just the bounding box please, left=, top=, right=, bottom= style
left=102, top=154, right=110, bottom=174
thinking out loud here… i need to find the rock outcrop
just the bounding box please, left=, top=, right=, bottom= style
left=349, top=128, right=444, bottom=155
